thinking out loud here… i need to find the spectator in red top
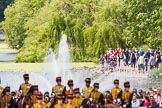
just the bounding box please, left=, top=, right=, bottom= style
left=114, top=49, right=120, bottom=57
left=143, top=96, right=149, bottom=107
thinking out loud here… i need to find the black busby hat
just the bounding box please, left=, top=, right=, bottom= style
left=32, top=85, right=38, bottom=91
left=124, top=81, right=130, bottom=88
left=56, top=77, right=61, bottom=82
left=44, top=91, right=49, bottom=96
left=37, top=94, right=43, bottom=100
left=85, top=78, right=91, bottom=83
left=114, top=79, right=119, bottom=84
left=105, top=90, right=110, bottom=94
left=67, top=80, right=73, bottom=86
left=93, top=83, right=99, bottom=88
left=74, top=88, right=80, bottom=94
left=5, top=86, right=10, bottom=92
left=23, top=74, right=29, bottom=79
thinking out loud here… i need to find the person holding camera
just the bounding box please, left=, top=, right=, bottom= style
left=148, top=95, right=157, bottom=108
left=43, top=92, right=51, bottom=108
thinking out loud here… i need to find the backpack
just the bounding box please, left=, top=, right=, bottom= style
left=131, top=53, right=136, bottom=61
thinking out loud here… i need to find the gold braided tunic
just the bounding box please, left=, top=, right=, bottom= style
left=89, top=91, right=102, bottom=104
left=82, top=86, right=93, bottom=98
left=31, top=95, right=37, bottom=105
left=54, top=104, right=65, bottom=108
left=64, top=103, right=74, bottom=108
left=111, top=87, right=122, bottom=100
left=43, top=102, right=51, bottom=108
left=72, top=97, right=84, bottom=108
left=52, top=85, right=66, bottom=96
left=33, top=102, right=45, bottom=108
left=20, top=83, right=32, bottom=96
left=122, top=91, right=131, bottom=105
left=3, top=95, right=12, bottom=107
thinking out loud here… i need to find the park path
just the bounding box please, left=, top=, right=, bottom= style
left=0, top=30, right=17, bottom=62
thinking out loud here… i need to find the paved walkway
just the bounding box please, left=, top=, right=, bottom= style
left=0, top=32, right=17, bottom=62
left=0, top=52, right=17, bottom=61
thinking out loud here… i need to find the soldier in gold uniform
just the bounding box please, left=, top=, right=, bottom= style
left=111, top=79, right=122, bottom=104
left=82, top=78, right=93, bottom=99
left=65, top=94, right=74, bottom=108
left=89, top=83, right=104, bottom=107
left=54, top=94, right=65, bottom=108
left=33, top=93, right=45, bottom=108
left=2, top=86, right=12, bottom=108
left=31, top=85, right=39, bottom=105
left=122, top=81, right=132, bottom=108
left=66, top=80, right=74, bottom=100
left=19, top=74, right=32, bottom=97
left=72, top=88, right=85, bottom=108
left=52, top=77, right=66, bottom=97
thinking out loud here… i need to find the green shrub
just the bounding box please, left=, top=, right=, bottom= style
left=148, top=67, right=162, bottom=76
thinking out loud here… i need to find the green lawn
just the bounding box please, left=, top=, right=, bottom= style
left=0, top=42, right=98, bottom=72
left=0, top=62, right=99, bottom=72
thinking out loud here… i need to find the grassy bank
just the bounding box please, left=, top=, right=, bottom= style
left=0, top=62, right=98, bottom=72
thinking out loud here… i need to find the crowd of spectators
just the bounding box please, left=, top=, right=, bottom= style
left=100, top=47, right=162, bottom=72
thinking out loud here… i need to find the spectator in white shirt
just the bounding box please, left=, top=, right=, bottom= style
left=137, top=54, right=145, bottom=73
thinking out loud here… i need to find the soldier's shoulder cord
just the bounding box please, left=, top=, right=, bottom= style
left=117, top=89, right=123, bottom=99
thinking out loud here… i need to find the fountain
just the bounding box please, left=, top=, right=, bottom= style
left=0, top=34, right=148, bottom=94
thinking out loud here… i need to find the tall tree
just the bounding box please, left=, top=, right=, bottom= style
left=84, top=0, right=126, bottom=57
left=123, top=0, right=162, bottom=48
left=2, top=0, right=48, bottom=49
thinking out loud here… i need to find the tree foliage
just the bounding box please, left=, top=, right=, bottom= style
left=2, top=0, right=162, bottom=62
left=123, top=0, right=162, bottom=47
left=2, top=0, right=48, bottom=49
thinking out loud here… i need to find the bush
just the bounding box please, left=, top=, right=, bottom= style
left=15, top=36, right=47, bottom=62
left=148, top=67, right=162, bottom=76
